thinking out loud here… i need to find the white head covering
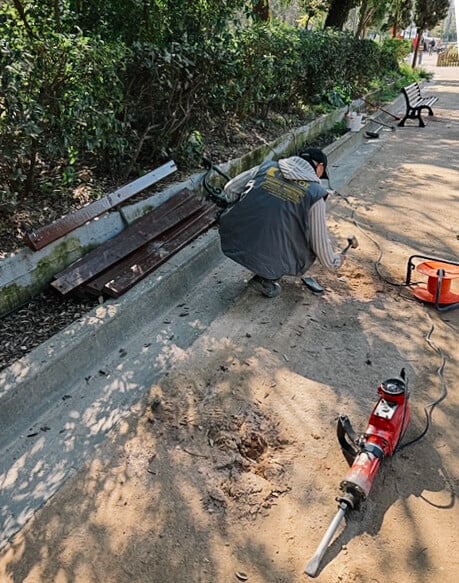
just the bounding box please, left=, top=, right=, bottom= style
left=278, top=156, right=320, bottom=183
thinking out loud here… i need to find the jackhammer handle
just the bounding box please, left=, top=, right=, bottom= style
left=341, top=241, right=352, bottom=255
left=341, top=235, right=359, bottom=255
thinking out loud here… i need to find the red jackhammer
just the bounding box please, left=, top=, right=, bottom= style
left=305, top=369, right=411, bottom=578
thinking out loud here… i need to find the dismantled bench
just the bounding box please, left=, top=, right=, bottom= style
left=398, top=82, right=438, bottom=128
left=51, top=189, right=216, bottom=298
left=24, top=161, right=178, bottom=250
left=24, top=161, right=217, bottom=299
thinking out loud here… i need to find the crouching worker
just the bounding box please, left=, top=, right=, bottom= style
left=218, top=148, right=345, bottom=298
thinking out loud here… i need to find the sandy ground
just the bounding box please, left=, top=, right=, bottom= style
left=1, top=58, right=458, bottom=583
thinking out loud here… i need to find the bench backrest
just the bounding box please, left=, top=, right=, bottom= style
left=402, top=83, right=422, bottom=105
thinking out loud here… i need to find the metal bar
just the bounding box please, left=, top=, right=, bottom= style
left=107, top=161, right=177, bottom=206
left=362, top=98, right=401, bottom=121
left=305, top=505, right=347, bottom=578
left=367, top=117, right=395, bottom=130
left=24, top=161, right=177, bottom=250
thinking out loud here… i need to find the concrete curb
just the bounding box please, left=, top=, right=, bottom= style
left=0, top=102, right=355, bottom=317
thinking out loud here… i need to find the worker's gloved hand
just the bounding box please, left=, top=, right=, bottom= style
left=339, top=254, right=346, bottom=266
left=326, top=189, right=336, bottom=197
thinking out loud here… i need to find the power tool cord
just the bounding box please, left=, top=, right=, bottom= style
left=341, top=203, right=450, bottom=449
left=398, top=318, right=448, bottom=451
left=347, top=208, right=419, bottom=289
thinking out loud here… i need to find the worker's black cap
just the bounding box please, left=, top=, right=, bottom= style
left=299, top=148, right=329, bottom=180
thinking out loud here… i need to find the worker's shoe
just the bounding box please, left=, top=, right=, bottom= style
left=249, top=275, right=282, bottom=298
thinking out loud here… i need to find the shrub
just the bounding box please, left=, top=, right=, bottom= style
left=1, top=10, right=412, bottom=201
left=1, top=23, right=130, bottom=194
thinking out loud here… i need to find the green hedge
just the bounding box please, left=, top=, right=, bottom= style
left=1, top=18, right=406, bottom=204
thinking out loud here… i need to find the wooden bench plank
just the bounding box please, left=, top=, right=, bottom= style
left=83, top=203, right=214, bottom=294
left=51, top=190, right=203, bottom=295
left=24, top=161, right=177, bottom=250
left=53, top=189, right=192, bottom=281
left=86, top=205, right=216, bottom=298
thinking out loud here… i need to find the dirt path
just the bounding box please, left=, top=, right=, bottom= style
left=1, top=63, right=458, bottom=583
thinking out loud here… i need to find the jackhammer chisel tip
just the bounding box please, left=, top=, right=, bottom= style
left=304, top=558, right=320, bottom=578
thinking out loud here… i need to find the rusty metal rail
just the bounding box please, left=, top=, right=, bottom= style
left=25, top=161, right=177, bottom=250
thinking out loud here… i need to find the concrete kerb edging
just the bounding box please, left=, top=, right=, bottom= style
left=0, top=94, right=400, bottom=317
left=0, top=99, right=398, bottom=448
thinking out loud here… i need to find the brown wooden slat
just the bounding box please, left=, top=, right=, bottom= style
left=102, top=207, right=216, bottom=298
left=95, top=206, right=216, bottom=298
left=84, top=203, right=215, bottom=295
left=24, top=161, right=177, bottom=250
left=83, top=204, right=212, bottom=294
left=54, top=189, right=192, bottom=280
left=51, top=190, right=203, bottom=295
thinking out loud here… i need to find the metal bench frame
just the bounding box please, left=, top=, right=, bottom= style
left=398, top=82, right=438, bottom=128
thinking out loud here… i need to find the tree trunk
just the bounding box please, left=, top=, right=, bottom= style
left=411, top=29, right=423, bottom=68
left=324, top=0, right=357, bottom=30
left=356, top=0, right=369, bottom=38
left=54, top=0, right=61, bottom=32
left=252, top=0, right=270, bottom=22
left=356, top=3, right=377, bottom=39
left=12, top=0, right=38, bottom=40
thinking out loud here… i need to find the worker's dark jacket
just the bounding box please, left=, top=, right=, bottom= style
left=219, top=160, right=326, bottom=280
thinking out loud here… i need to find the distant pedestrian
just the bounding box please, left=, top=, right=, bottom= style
left=418, top=37, right=426, bottom=65
left=428, top=39, right=435, bottom=55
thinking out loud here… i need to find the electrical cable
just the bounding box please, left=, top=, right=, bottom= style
left=337, top=198, right=450, bottom=450
left=346, top=208, right=420, bottom=288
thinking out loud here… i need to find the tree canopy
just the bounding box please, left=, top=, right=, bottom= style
left=414, top=0, right=450, bottom=30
